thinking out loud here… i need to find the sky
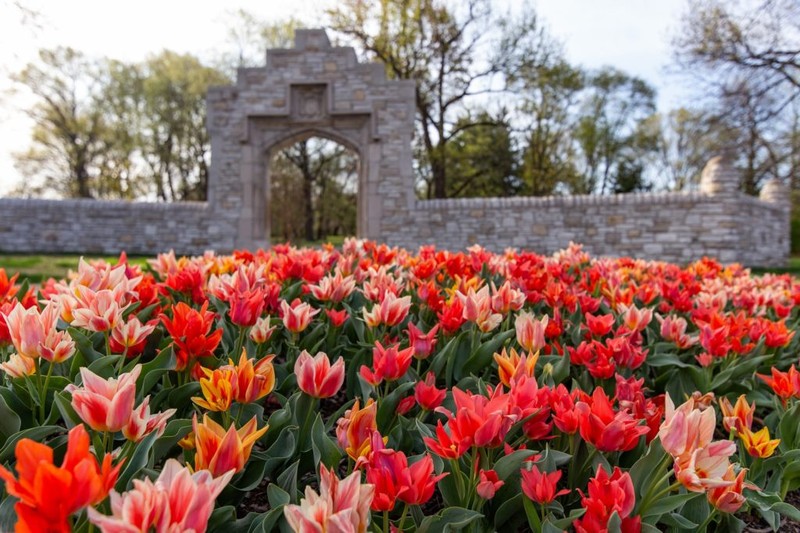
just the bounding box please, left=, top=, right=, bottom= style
left=0, top=0, right=689, bottom=196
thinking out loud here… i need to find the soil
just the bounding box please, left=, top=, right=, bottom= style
left=742, top=490, right=800, bottom=533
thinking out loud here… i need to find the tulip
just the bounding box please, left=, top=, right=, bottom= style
left=160, top=301, right=223, bottom=371
left=295, top=350, right=345, bottom=398
left=308, top=271, right=357, bottom=303
left=493, top=347, right=538, bottom=387
left=656, top=314, right=697, bottom=349
left=109, top=316, right=155, bottom=357
left=414, top=372, right=446, bottom=411
left=574, top=466, right=639, bottom=533
left=122, top=396, right=176, bottom=443
left=423, top=420, right=471, bottom=459
left=227, top=351, right=276, bottom=404
left=619, top=303, right=653, bottom=333
left=193, top=414, right=268, bottom=477
left=575, top=388, right=649, bottom=452
left=336, top=399, right=380, bottom=461
left=280, top=298, right=319, bottom=334
left=476, top=469, right=504, bottom=500
left=227, top=288, right=266, bottom=327
left=490, top=280, right=525, bottom=314
left=193, top=367, right=235, bottom=412
left=719, top=395, right=755, bottom=434
left=707, top=465, right=747, bottom=513
left=0, top=424, right=121, bottom=532
left=3, top=300, right=75, bottom=363
left=675, top=440, right=737, bottom=492
left=284, top=465, right=374, bottom=533
left=658, top=394, right=717, bottom=458
left=584, top=312, right=615, bottom=337
left=520, top=465, right=569, bottom=504
left=325, top=308, right=349, bottom=327
left=249, top=316, right=276, bottom=344
left=458, top=286, right=502, bottom=332
left=366, top=436, right=445, bottom=511
left=740, top=426, right=781, bottom=458
left=757, top=365, right=800, bottom=406
left=359, top=341, right=415, bottom=386
left=515, top=311, right=548, bottom=352
left=407, top=322, right=439, bottom=359
left=69, top=365, right=141, bottom=433
left=88, top=459, right=233, bottom=533
left=71, top=288, right=126, bottom=333
left=0, top=353, right=35, bottom=378
left=362, top=292, right=411, bottom=328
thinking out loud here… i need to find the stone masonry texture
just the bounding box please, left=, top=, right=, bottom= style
left=0, top=30, right=790, bottom=266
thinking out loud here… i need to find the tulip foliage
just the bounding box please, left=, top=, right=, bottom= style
left=0, top=241, right=798, bottom=532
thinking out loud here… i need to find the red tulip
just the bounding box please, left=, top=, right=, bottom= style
left=160, top=301, right=223, bottom=371
left=359, top=341, right=414, bottom=386
left=414, top=372, right=446, bottom=411
left=520, top=465, right=569, bottom=504
left=575, top=387, right=648, bottom=452
left=407, top=322, right=439, bottom=359
left=280, top=298, right=319, bottom=334
left=574, top=466, right=639, bottom=533
left=477, top=469, right=504, bottom=500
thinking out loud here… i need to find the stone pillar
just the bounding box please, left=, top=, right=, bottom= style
left=759, top=178, right=790, bottom=207
left=699, top=153, right=740, bottom=196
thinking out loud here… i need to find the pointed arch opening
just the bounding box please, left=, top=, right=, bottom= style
left=265, top=129, right=362, bottom=244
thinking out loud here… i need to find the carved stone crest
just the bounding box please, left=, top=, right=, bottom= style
left=291, top=84, right=327, bottom=120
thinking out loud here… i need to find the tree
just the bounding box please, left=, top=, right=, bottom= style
left=444, top=111, right=518, bottom=197
left=673, top=0, right=800, bottom=194
left=328, top=0, right=510, bottom=199
left=572, top=68, right=659, bottom=194
left=215, top=10, right=301, bottom=76
left=12, top=47, right=107, bottom=198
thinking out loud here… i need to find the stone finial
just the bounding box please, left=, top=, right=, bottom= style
left=699, top=153, right=740, bottom=195
left=294, top=29, right=331, bottom=51
left=759, top=178, right=790, bottom=206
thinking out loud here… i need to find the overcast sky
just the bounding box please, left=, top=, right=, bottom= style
left=0, top=0, right=689, bottom=196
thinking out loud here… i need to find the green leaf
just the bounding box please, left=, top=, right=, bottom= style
left=0, top=391, right=21, bottom=441
left=461, top=329, right=515, bottom=377
left=416, top=507, right=483, bottom=533
left=277, top=460, right=300, bottom=503
left=311, top=414, right=342, bottom=468
left=53, top=391, right=83, bottom=428
left=153, top=418, right=192, bottom=462
left=641, top=492, right=702, bottom=518
left=630, top=438, right=667, bottom=500
left=115, top=429, right=159, bottom=491
left=267, top=483, right=291, bottom=508
left=494, top=449, right=538, bottom=480
left=68, top=327, right=104, bottom=362
left=710, top=354, right=770, bottom=391
left=376, top=381, right=415, bottom=431
left=0, top=425, right=62, bottom=462
left=779, top=402, right=800, bottom=451
left=138, top=345, right=176, bottom=397
left=645, top=352, right=692, bottom=368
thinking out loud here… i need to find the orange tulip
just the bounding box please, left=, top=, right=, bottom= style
left=707, top=465, right=748, bottom=513
left=0, top=424, right=121, bottom=532
left=0, top=353, right=35, bottom=378
left=493, top=347, right=538, bottom=387
left=719, top=395, right=755, bottom=434
left=226, top=351, right=276, bottom=404
left=193, top=367, right=235, bottom=412
left=740, top=427, right=781, bottom=458
left=757, top=365, right=800, bottom=406
left=193, top=414, right=268, bottom=477
left=336, top=399, right=380, bottom=461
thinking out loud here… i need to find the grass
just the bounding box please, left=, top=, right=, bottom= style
left=0, top=254, right=149, bottom=284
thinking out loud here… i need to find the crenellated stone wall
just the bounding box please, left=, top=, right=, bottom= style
left=0, top=30, right=790, bottom=266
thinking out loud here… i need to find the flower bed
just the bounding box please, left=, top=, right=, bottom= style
left=0, top=240, right=798, bottom=532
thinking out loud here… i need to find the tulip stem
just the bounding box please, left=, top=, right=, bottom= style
left=104, top=331, right=111, bottom=358
left=39, top=361, right=54, bottom=423
left=234, top=326, right=247, bottom=359
left=397, top=504, right=409, bottom=532
left=382, top=511, right=389, bottom=533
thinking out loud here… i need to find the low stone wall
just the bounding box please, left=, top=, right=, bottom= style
left=0, top=199, right=234, bottom=256
left=382, top=191, right=785, bottom=266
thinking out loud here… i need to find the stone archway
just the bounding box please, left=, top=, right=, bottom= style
left=206, top=29, right=416, bottom=250
left=265, top=129, right=363, bottom=241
